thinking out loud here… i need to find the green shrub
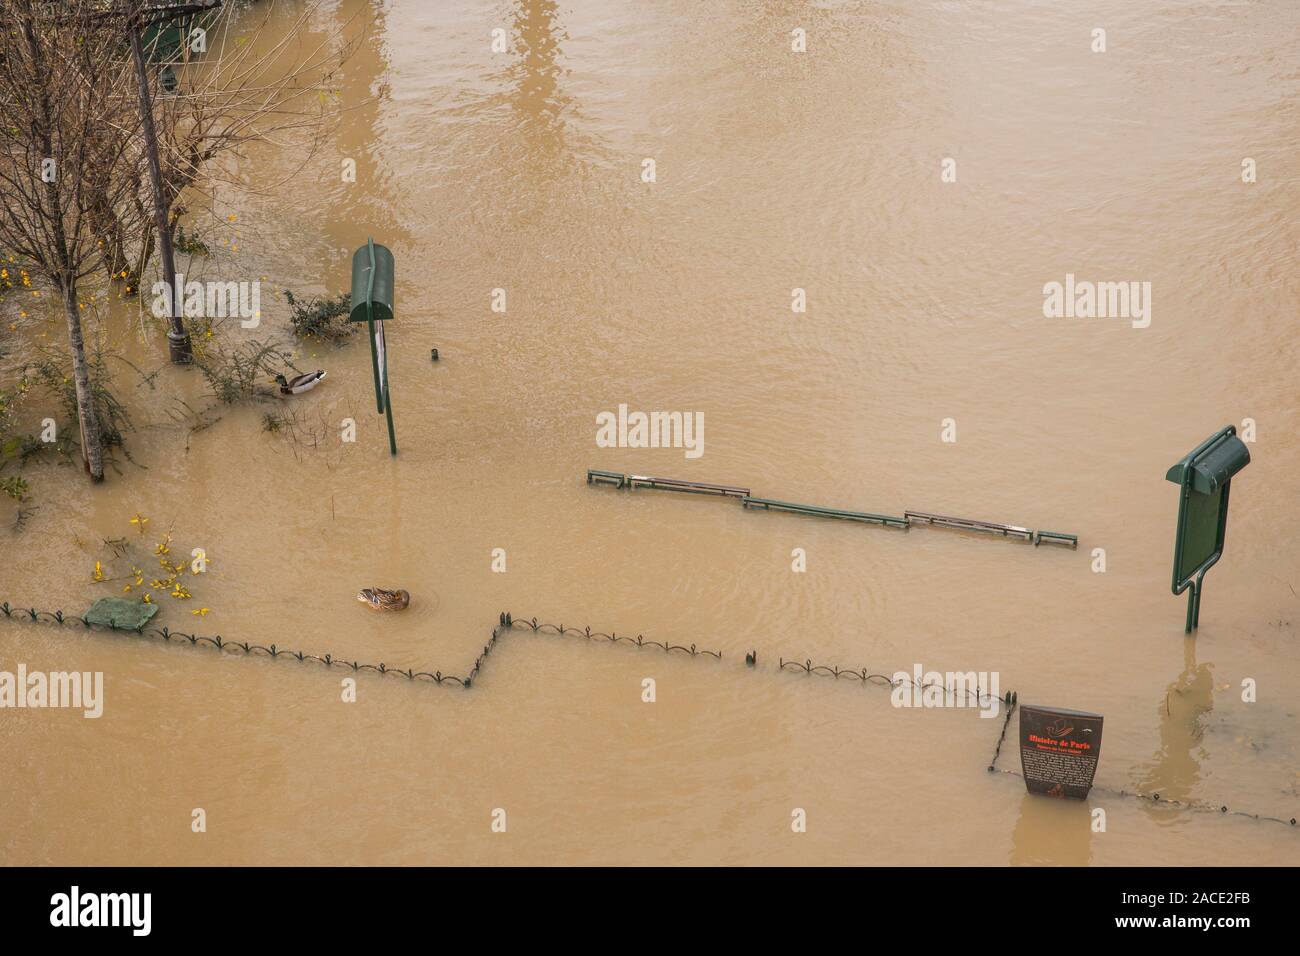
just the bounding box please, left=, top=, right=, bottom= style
left=195, top=337, right=297, bottom=404
left=283, top=289, right=354, bottom=343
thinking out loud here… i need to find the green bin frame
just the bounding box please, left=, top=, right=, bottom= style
left=349, top=239, right=397, bottom=455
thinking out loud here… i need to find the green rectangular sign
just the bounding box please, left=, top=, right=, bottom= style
left=1165, top=426, right=1249, bottom=631
left=1176, top=484, right=1224, bottom=588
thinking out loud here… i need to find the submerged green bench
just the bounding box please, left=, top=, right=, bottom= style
left=627, top=475, right=749, bottom=497
left=587, top=470, right=750, bottom=497
left=586, top=469, right=628, bottom=488
left=1033, top=530, right=1078, bottom=549
left=586, top=469, right=1074, bottom=548
left=904, top=509, right=1033, bottom=541
left=742, top=496, right=909, bottom=529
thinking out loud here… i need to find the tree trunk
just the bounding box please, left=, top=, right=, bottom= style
left=60, top=283, right=104, bottom=482
left=20, top=5, right=104, bottom=481
left=130, top=20, right=191, bottom=364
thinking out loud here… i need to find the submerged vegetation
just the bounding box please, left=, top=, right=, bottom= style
left=27, top=346, right=134, bottom=456
left=195, top=336, right=299, bottom=405
left=0, top=475, right=28, bottom=502
left=91, top=514, right=211, bottom=617
left=0, top=378, right=32, bottom=497
left=1, top=336, right=134, bottom=502
left=173, top=226, right=211, bottom=258
left=0, top=335, right=37, bottom=504
left=283, top=289, right=354, bottom=344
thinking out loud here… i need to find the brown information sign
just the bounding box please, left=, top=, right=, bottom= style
left=1018, top=704, right=1103, bottom=799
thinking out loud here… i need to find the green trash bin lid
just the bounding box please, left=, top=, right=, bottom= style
left=349, top=240, right=395, bottom=323
left=84, top=597, right=159, bottom=630
left=1165, top=430, right=1250, bottom=495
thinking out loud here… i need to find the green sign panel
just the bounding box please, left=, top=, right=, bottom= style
left=1176, top=484, right=1224, bottom=586
left=1165, top=426, right=1250, bottom=632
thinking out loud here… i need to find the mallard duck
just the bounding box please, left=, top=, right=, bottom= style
left=275, top=370, right=326, bottom=395
left=357, top=587, right=410, bottom=611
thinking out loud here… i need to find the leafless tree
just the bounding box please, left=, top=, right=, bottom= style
left=0, top=0, right=145, bottom=481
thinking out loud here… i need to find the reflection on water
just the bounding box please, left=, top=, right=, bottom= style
left=1009, top=791, right=1093, bottom=866
left=509, top=2, right=565, bottom=130
left=324, top=1, right=393, bottom=248
left=504, top=0, right=582, bottom=182
left=458, top=0, right=600, bottom=185
left=1137, top=637, right=1215, bottom=822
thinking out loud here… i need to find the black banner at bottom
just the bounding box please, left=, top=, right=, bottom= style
left=0, top=866, right=1284, bottom=942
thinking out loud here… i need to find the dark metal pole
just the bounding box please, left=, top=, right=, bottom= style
left=129, top=18, right=192, bottom=364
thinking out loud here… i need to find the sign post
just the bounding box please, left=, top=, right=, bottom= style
left=1165, top=426, right=1250, bottom=632
left=349, top=238, right=397, bottom=456
left=1018, top=704, right=1103, bottom=800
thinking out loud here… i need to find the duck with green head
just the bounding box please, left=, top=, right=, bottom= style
left=275, top=370, right=326, bottom=395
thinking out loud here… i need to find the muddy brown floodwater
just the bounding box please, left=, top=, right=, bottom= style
left=2, top=0, right=1298, bottom=865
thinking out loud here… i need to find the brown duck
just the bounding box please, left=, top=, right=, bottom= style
left=357, top=587, right=410, bottom=611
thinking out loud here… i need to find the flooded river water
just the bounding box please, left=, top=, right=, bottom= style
left=2, top=0, right=1298, bottom=864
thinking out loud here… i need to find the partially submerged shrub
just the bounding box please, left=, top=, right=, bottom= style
left=196, top=337, right=297, bottom=404
left=27, top=346, right=133, bottom=454
left=260, top=405, right=333, bottom=462
left=0, top=380, right=31, bottom=475
left=174, top=225, right=211, bottom=257
left=0, top=475, right=28, bottom=501
left=283, top=289, right=354, bottom=343
left=91, top=514, right=212, bottom=617
left=3, top=369, right=50, bottom=502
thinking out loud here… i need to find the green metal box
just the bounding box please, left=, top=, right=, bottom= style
left=348, top=239, right=398, bottom=455
left=1170, top=433, right=1250, bottom=495
left=349, top=241, right=395, bottom=323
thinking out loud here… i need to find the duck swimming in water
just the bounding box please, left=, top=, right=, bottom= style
left=275, top=370, right=326, bottom=395
left=357, top=587, right=410, bottom=611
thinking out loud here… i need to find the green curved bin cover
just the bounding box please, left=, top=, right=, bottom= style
left=84, top=597, right=159, bottom=630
